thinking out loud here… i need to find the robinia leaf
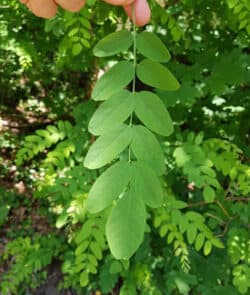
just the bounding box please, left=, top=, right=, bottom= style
left=86, top=161, right=131, bottom=213
left=106, top=188, right=146, bottom=259
left=92, top=61, right=134, bottom=101
left=80, top=272, right=89, bottom=287
left=136, top=31, right=170, bottom=62
left=187, top=225, right=197, bottom=244
left=135, top=91, right=173, bottom=136
left=195, top=233, right=205, bottom=251
left=131, top=161, right=163, bottom=208
left=131, top=125, right=165, bottom=175
left=203, top=185, right=216, bottom=202
left=89, top=90, right=135, bottom=135
left=84, top=125, right=132, bottom=169
left=137, top=59, right=180, bottom=91
left=93, top=30, right=133, bottom=57
left=72, top=43, right=82, bottom=56
left=204, top=240, right=212, bottom=256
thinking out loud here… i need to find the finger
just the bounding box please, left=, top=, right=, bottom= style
left=25, top=0, right=58, bottom=18
left=19, top=0, right=28, bottom=4
left=55, top=0, right=86, bottom=12
left=103, top=0, right=134, bottom=5
left=123, top=0, right=151, bottom=27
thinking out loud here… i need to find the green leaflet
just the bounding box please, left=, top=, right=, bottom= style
left=131, top=125, right=165, bottom=175
left=92, top=61, right=134, bottom=101
left=136, top=31, right=170, bottom=62
left=89, top=90, right=135, bottom=135
left=134, top=91, right=173, bottom=136
left=84, top=124, right=132, bottom=169
left=195, top=233, right=205, bottom=251
left=203, top=185, right=216, bottom=202
left=204, top=240, right=212, bottom=256
left=86, top=160, right=163, bottom=213
left=187, top=226, right=198, bottom=244
left=86, top=161, right=131, bottom=213
left=131, top=161, right=164, bottom=208
left=109, top=261, right=123, bottom=274
left=93, top=30, right=133, bottom=57
left=137, top=59, right=180, bottom=91
left=106, top=188, right=146, bottom=259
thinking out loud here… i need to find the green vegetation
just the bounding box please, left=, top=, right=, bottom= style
left=0, top=0, right=249, bottom=294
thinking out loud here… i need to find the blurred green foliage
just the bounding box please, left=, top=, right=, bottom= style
left=0, top=0, right=249, bottom=294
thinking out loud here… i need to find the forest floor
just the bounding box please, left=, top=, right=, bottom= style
left=0, top=105, right=79, bottom=295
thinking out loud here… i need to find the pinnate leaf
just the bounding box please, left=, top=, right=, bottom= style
left=137, top=59, right=180, bottom=91
left=80, top=271, right=89, bottom=287
left=137, top=31, right=170, bottom=62
left=92, top=61, right=134, bottom=101
left=84, top=125, right=132, bottom=169
left=86, top=161, right=131, bottom=213
left=89, top=90, right=135, bottom=135
left=204, top=240, right=212, bottom=256
left=135, top=91, right=173, bottom=136
left=106, top=188, right=146, bottom=259
left=93, top=30, right=133, bottom=57
left=131, top=161, right=163, bottom=208
left=131, top=125, right=165, bottom=175
left=203, top=185, right=216, bottom=202
left=187, top=225, right=197, bottom=244
left=195, top=233, right=205, bottom=251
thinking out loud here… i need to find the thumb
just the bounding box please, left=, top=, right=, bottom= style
left=55, top=0, right=86, bottom=12
left=123, top=0, right=151, bottom=27
left=20, top=0, right=58, bottom=18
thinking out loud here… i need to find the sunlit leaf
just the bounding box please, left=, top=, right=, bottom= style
left=93, top=30, right=133, bottom=57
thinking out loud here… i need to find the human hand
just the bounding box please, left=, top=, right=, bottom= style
left=20, top=0, right=150, bottom=26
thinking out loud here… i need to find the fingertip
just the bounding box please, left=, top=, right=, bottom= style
left=103, top=0, right=134, bottom=5
left=55, top=0, right=86, bottom=12
left=26, top=0, right=58, bottom=19
left=123, top=0, right=151, bottom=27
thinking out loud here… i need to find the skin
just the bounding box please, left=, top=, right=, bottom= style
left=20, top=0, right=151, bottom=26
left=102, top=0, right=134, bottom=5
left=55, top=0, right=86, bottom=12
left=123, top=0, right=151, bottom=27
left=25, top=0, right=58, bottom=18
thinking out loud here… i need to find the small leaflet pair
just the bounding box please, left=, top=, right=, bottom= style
left=84, top=30, right=180, bottom=259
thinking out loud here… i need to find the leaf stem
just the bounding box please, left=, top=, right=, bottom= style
left=128, top=4, right=137, bottom=163
left=132, top=5, right=137, bottom=94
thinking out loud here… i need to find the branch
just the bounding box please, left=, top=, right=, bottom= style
left=187, top=196, right=250, bottom=208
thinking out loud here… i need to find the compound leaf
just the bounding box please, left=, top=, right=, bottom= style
left=131, top=161, right=163, bottom=208
left=135, top=91, right=173, bottom=136
left=86, top=161, right=131, bottom=213
left=203, top=185, right=216, bottom=202
left=84, top=125, right=132, bottom=169
left=137, top=59, right=180, bottom=91
left=137, top=31, right=170, bottom=62
left=92, top=61, right=134, bottom=101
left=106, top=188, right=146, bottom=259
left=93, top=30, right=133, bottom=57
left=89, top=90, right=135, bottom=135
left=131, top=125, right=165, bottom=175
